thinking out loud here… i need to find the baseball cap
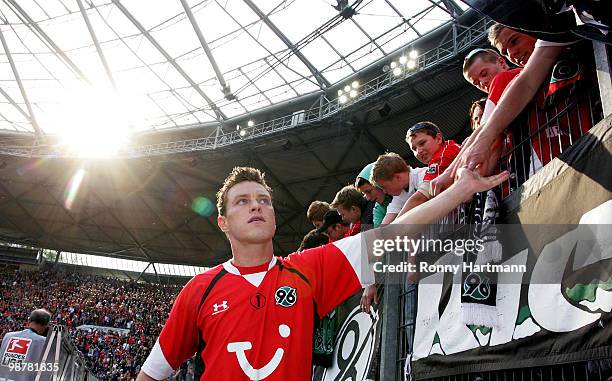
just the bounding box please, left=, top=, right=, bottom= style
left=316, top=210, right=344, bottom=233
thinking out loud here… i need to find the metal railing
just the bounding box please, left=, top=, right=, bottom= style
left=497, top=84, right=602, bottom=198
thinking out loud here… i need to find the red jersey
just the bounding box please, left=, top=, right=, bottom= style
left=483, top=68, right=523, bottom=123
left=483, top=68, right=522, bottom=197
left=481, top=68, right=591, bottom=183
left=141, top=235, right=371, bottom=381
left=484, top=67, right=591, bottom=180
left=346, top=221, right=361, bottom=237
left=423, top=140, right=461, bottom=181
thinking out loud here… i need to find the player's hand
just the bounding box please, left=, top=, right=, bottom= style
left=360, top=284, right=378, bottom=313
left=458, top=129, right=495, bottom=172
left=454, top=168, right=509, bottom=203
left=430, top=170, right=453, bottom=197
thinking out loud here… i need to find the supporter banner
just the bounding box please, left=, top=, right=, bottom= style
left=410, top=122, right=612, bottom=379
left=75, top=325, right=130, bottom=336
left=312, top=290, right=382, bottom=381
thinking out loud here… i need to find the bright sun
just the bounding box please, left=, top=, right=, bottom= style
left=49, top=85, right=133, bottom=158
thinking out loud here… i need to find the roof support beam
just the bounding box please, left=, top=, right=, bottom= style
left=111, top=0, right=227, bottom=121
left=428, top=0, right=461, bottom=19
left=242, top=0, right=331, bottom=88
left=0, top=27, right=43, bottom=139
left=90, top=5, right=204, bottom=121
left=383, top=0, right=422, bottom=37
left=321, top=35, right=356, bottom=72
left=292, top=134, right=346, bottom=188
left=0, top=181, right=49, bottom=244
left=179, top=0, right=232, bottom=99
left=76, top=0, right=117, bottom=89
left=440, top=0, right=464, bottom=18
left=351, top=19, right=385, bottom=55
left=135, top=262, right=151, bottom=282
left=263, top=57, right=300, bottom=96
left=150, top=260, right=162, bottom=284
left=238, top=68, right=273, bottom=106
left=4, top=0, right=90, bottom=84
left=0, top=87, right=30, bottom=122
left=214, top=1, right=317, bottom=90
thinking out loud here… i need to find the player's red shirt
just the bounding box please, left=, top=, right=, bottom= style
left=422, top=140, right=461, bottom=181
left=141, top=235, right=371, bottom=381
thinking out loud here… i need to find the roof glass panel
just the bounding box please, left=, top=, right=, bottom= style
left=353, top=4, right=402, bottom=42
left=0, top=0, right=461, bottom=135
left=322, top=20, right=370, bottom=58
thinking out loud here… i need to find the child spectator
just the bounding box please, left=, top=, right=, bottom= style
left=331, top=185, right=374, bottom=235
left=306, top=201, right=331, bottom=229
left=399, top=122, right=461, bottom=216
left=469, top=98, right=487, bottom=131
left=370, top=153, right=426, bottom=224
left=315, top=210, right=350, bottom=242
left=434, top=24, right=598, bottom=195
left=297, top=229, right=330, bottom=252
left=462, top=48, right=511, bottom=94
left=463, top=48, right=520, bottom=186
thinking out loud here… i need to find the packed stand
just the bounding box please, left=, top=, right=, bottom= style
left=0, top=267, right=181, bottom=381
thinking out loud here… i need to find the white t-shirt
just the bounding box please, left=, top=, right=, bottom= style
left=534, top=39, right=578, bottom=48
left=386, top=167, right=426, bottom=214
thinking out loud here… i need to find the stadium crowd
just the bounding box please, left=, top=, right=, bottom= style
left=0, top=267, right=180, bottom=380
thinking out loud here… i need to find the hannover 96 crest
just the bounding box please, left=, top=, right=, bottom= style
left=275, top=286, right=297, bottom=307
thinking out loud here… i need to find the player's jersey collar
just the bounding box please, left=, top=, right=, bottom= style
left=223, top=257, right=277, bottom=288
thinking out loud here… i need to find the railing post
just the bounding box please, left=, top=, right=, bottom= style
left=452, top=22, right=458, bottom=56
left=593, top=41, right=612, bottom=117
left=380, top=253, right=401, bottom=379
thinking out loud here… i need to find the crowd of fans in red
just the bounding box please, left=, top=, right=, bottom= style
left=0, top=266, right=180, bottom=381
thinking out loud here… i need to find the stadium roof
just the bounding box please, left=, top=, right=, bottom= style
left=0, top=2, right=491, bottom=268
left=0, top=0, right=468, bottom=138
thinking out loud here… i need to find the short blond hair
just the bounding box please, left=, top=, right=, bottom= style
left=371, top=153, right=409, bottom=186
left=488, top=23, right=507, bottom=51
left=216, top=167, right=272, bottom=216
left=462, top=48, right=501, bottom=75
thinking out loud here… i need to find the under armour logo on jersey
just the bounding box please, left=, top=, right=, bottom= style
left=212, top=300, right=229, bottom=315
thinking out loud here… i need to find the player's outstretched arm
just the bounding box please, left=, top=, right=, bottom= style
left=395, top=169, right=508, bottom=225
left=357, top=169, right=507, bottom=265
left=364, top=169, right=508, bottom=245
left=136, top=371, right=159, bottom=381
